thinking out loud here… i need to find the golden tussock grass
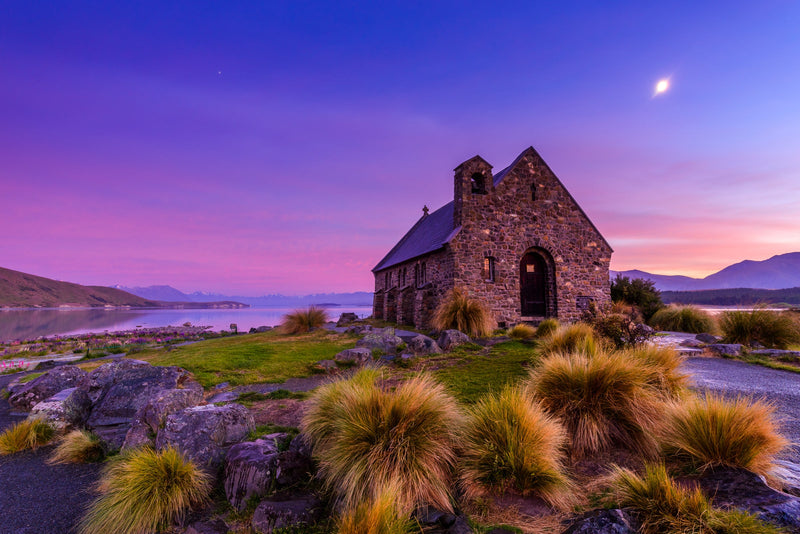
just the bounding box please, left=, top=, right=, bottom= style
left=0, top=417, right=55, bottom=455
left=48, top=429, right=105, bottom=464
left=280, top=306, right=329, bottom=334
left=432, top=288, right=496, bottom=337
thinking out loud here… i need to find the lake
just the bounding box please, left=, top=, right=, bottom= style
left=0, top=306, right=373, bottom=342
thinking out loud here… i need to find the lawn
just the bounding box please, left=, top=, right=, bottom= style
left=127, top=329, right=357, bottom=388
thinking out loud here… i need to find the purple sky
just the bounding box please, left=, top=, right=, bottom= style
left=2, top=1, right=799, bottom=295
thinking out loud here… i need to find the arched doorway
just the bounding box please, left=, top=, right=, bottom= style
left=520, top=251, right=549, bottom=317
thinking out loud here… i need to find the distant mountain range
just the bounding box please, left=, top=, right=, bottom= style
left=114, top=285, right=374, bottom=307
left=612, top=252, right=800, bottom=291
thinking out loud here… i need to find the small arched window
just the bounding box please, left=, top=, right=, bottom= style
left=414, top=264, right=420, bottom=287
left=531, top=182, right=537, bottom=201
left=483, top=257, right=496, bottom=282
left=471, top=172, right=487, bottom=194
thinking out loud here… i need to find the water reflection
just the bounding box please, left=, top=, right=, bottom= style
left=0, top=308, right=149, bottom=341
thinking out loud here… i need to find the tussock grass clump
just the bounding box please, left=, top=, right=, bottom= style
left=336, top=484, right=414, bottom=534
left=48, top=430, right=105, bottom=464
left=535, top=318, right=559, bottom=338
left=301, top=371, right=462, bottom=512
left=508, top=323, right=537, bottom=340
left=649, top=305, right=717, bottom=334
left=613, top=463, right=781, bottom=534
left=460, top=387, right=571, bottom=508
left=432, top=288, right=496, bottom=337
left=0, top=417, right=55, bottom=455
left=660, top=393, right=787, bottom=475
left=525, top=352, right=660, bottom=457
left=280, top=306, right=329, bottom=334
left=539, top=323, right=602, bottom=357
left=79, top=446, right=211, bottom=534
left=719, top=308, right=800, bottom=349
left=621, top=345, right=688, bottom=399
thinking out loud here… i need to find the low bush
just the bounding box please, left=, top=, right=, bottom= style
left=48, top=430, right=105, bottom=464
left=0, top=418, right=55, bottom=455
left=650, top=305, right=717, bottom=334
left=336, top=484, right=413, bottom=534
left=621, top=345, right=688, bottom=399
left=280, top=306, right=329, bottom=334
left=591, top=312, right=653, bottom=349
left=508, top=323, right=537, bottom=340
left=660, top=393, right=787, bottom=476
left=613, top=463, right=780, bottom=534
left=611, top=275, right=665, bottom=320
left=538, top=323, right=602, bottom=358
left=432, top=288, right=496, bottom=337
left=79, top=446, right=211, bottom=534
left=525, top=352, right=660, bottom=457
left=460, top=387, right=570, bottom=507
left=719, top=308, right=800, bottom=349
left=301, top=371, right=462, bottom=513
left=535, top=318, right=559, bottom=338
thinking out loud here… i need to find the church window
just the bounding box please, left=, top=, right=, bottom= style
left=484, top=257, right=496, bottom=282
left=471, top=173, right=487, bottom=194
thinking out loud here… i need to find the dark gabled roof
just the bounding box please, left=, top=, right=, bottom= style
left=372, top=202, right=458, bottom=272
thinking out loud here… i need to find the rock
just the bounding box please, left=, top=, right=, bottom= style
left=437, top=330, right=472, bottom=351
left=184, top=518, right=230, bottom=534
left=33, top=360, right=67, bottom=371
left=707, top=343, right=743, bottom=357
left=751, top=349, right=800, bottom=361
left=334, top=348, right=374, bottom=365
left=561, top=509, right=637, bottom=534
left=696, top=333, right=721, bottom=344
left=409, top=334, right=443, bottom=355
left=774, top=460, right=800, bottom=497
left=122, top=387, right=205, bottom=450
left=274, top=435, right=313, bottom=486
left=356, top=327, right=404, bottom=354
left=312, top=360, right=338, bottom=373
left=251, top=496, right=323, bottom=534
left=697, top=466, right=800, bottom=532
left=224, top=433, right=290, bottom=511
left=346, top=324, right=372, bottom=335
left=207, top=391, right=239, bottom=404
left=83, top=360, right=203, bottom=449
left=414, top=507, right=473, bottom=533
left=248, top=326, right=272, bottom=333
left=337, top=312, right=359, bottom=326
left=8, top=366, right=88, bottom=410
left=156, top=403, right=255, bottom=470
left=679, top=338, right=705, bottom=348
left=29, top=387, right=92, bottom=431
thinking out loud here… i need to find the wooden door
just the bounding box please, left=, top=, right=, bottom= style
left=520, top=253, right=547, bottom=316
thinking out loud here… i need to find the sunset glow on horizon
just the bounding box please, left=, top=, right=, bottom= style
left=2, top=2, right=799, bottom=295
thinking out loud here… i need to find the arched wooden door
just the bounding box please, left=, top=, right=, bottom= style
left=520, top=252, right=547, bottom=316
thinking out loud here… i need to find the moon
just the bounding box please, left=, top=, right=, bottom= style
left=654, top=79, right=670, bottom=95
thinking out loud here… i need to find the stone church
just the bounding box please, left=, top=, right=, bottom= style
left=372, top=147, right=613, bottom=329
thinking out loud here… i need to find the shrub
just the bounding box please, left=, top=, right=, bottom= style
left=535, top=318, right=559, bottom=338
left=611, top=275, right=664, bottom=320
left=79, top=446, right=211, bottom=534
left=336, top=484, right=413, bottom=534
left=508, top=323, right=537, bottom=340
left=0, top=418, right=55, bottom=455
left=301, top=372, right=462, bottom=513
left=538, top=323, right=602, bottom=357
left=460, top=387, right=570, bottom=508
left=48, top=430, right=105, bottom=464
left=613, top=463, right=780, bottom=534
left=719, top=308, right=800, bottom=349
left=525, top=352, right=660, bottom=457
left=620, top=345, right=688, bottom=399
left=432, top=288, right=496, bottom=337
left=650, top=305, right=717, bottom=334
left=280, top=306, right=329, bottom=334
left=660, top=393, right=787, bottom=476
left=591, top=312, right=653, bottom=349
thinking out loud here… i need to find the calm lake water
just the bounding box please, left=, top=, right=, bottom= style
left=0, top=306, right=373, bottom=342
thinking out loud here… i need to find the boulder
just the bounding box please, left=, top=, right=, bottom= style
left=561, top=509, right=637, bottom=534
left=156, top=403, right=255, bottom=469
left=696, top=333, right=721, bottom=344
left=706, top=343, right=743, bottom=357
left=774, top=460, right=800, bottom=497
left=249, top=326, right=272, bottom=334
left=413, top=507, right=473, bottom=533
left=697, top=466, right=800, bottom=532
left=346, top=324, right=372, bottom=335
left=274, top=434, right=314, bottom=486
left=409, top=334, right=443, bottom=355
left=251, top=496, right=323, bottom=534
left=224, top=433, right=292, bottom=511
left=184, top=519, right=230, bottom=534
left=29, top=387, right=92, bottom=431
left=312, top=360, right=338, bottom=374
left=679, top=338, right=705, bottom=348
left=8, top=366, right=88, bottom=410
left=336, top=312, right=359, bottom=326
left=334, top=348, right=374, bottom=365
left=82, top=359, right=203, bottom=449
left=122, top=387, right=205, bottom=450
left=437, top=330, right=472, bottom=351
left=356, top=328, right=404, bottom=354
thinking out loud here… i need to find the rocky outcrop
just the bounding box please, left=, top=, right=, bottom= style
left=336, top=312, right=359, bottom=326
left=409, top=334, right=442, bottom=355
left=437, top=330, right=471, bottom=351
left=356, top=328, right=404, bottom=354
left=156, top=403, right=254, bottom=470
left=334, top=348, right=374, bottom=365
left=122, top=387, right=205, bottom=450
left=706, top=343, right=743, bottom=357
left=8, top=366, right=88, bottom=410
left=696, top=333, right=721, bottom=344
left=413, top=507, right=474, bottom=534
left=29, top=387, right=92, bottom=431
left=561, top=509, right=637, bottom=534
left=251, top=496, right=323, bottom=534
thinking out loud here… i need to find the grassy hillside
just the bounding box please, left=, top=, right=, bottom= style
left=0, top=266, right=158, bottom=308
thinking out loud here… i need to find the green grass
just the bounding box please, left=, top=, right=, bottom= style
left=0, top=418, right=55, bottom=455
left=79, top=446, right=211, bottom=534
left=246, top=423, right=299, bottom=442
left=739, top=352, right=800, bottom=374
left=433, top=341, right=535, bottom=403
left=127, top=330, right=356, bottom=388
left=235, top=389, right=307, bottom=407
left=18, top=372, right=45, bottom=384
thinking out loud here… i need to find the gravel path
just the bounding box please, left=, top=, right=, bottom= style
left=0, top=373, right=101, bottom=534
